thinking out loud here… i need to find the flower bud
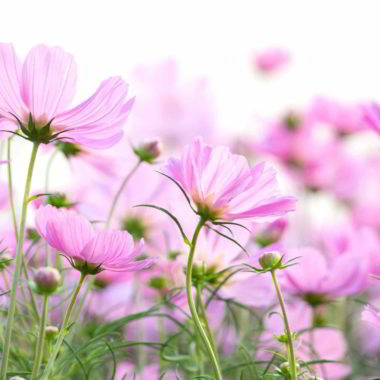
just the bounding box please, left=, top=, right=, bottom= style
left=134, top=139, right=162, bottom=163
left=279, top=361, right=300, bottom=378
left=0, top=253, right=12, bottom=271
left=45, top=326, right=59, bottom=341
left=33, top=267, right=61, bottom=295
left=10, top=377, right=27, bottom=380
left=259, top=251, right=282, bottom=270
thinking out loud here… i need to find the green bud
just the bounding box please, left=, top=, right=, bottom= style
left=0, top=253, right=12, bottom=271
left=45, top=326, right=59, bottom=341
left=279, top=361, right=300, bottom=379
left=149, top=276, right=168, bottom=290
left=259, top=251, right=282, bottom=270
left=133, top=139, right=162, bottom=163
left=32, top=267, right=62, bottom=295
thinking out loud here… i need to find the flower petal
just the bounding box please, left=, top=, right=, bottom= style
left=79, top=230, right=147, bottom=271
left=54, top=77, right=134, bottom=149
left=35, top=205, right=94, bottom=258
left=21, top=44, right=77, bottom=121
left=0, top=43, right=25, bottom=119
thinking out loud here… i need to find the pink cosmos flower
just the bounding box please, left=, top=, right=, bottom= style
left=128, top=59, right=216, bottom=147
left=362, top=305, right=380, bottom=329
left=35, top=205, right=153, bottom=274
left=309, top=96, right=368, bottom=135
left=282, top=247, right=369, bottom=301
left=165, top=137, right=296, bottom=221
left=0, top=44, right=134, bottom=148
left=254, top=48, right=290, bottom=73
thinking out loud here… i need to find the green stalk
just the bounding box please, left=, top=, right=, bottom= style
left=32, top=295, right=49, bottom=379
left=186, top=219, right=223, bottom=380
left=6, top=138, right=39, bottom=320
left=196, top=282, right=220, bottom=364
left=0, top=142, right=40, bottom=380
left=271, top=270, right=297, bottom=380
left=41, top=273, right=86, bottom=379
left=106, top=159, right=142, bottom=227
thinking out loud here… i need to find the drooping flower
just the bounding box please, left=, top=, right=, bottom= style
left=35, top=205, right=153, bottom=275
left=165, top=137, right=296, bottom=222
left=0, top=44, right=134, bottom=148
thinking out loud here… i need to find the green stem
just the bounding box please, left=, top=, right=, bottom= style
left=41, top=273, right=86, bottom=379
left=271, top=270, right=297, bottom=380
left=106, top=159, right=142, bottom=227
left=32, top=295, right=49, bottom=380
left=7, top=138, right=18, bottom=242
left=0, top=142, right=40, bottom=380
left=6, top=138, right=39, bottom=319
left=186, top=219, right=223, bottom=380
left=196, top=283, right=220, bottom=365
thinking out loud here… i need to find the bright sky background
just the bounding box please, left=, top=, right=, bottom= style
left=2, top=0, right=380, bottom=133
left=1, top=0, right=380, bottom=225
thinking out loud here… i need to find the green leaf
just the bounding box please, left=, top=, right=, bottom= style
left=134, top=204, right=191, bottom=246
left=205, top=224, right=247, bottom=253
left=155, top=171, right=197, bottom=213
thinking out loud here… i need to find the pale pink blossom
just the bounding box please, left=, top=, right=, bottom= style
left=128, top=59, right=215, bottom=146
left=282, top=247, right=369, bottom=300
left=309, top=96, right=368, bottom=134
left=0, top=44, right=134, bottom=148
left=254, top=48, right=290, bottom=73
left=165, top=137, right=296, bottom=221
left=362, top=305, right=380, bottom=329
left=35, top=205, right=153, bottom=274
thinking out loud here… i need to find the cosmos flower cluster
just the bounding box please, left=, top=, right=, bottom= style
left=0, top=44, right=378, bottom=380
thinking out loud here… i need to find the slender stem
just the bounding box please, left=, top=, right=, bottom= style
left=106, top=159, right=142, bottom=227
left=41, top=273, right=86, bottom=379
left=196, top=283, right=220, bottom=364
left=186, top=219, right=223, bottom=380
left=7, top=138, right=18, bottom=242
left=32, top=296, right=49, bottom=380
left=6, top=138, right=39, bottom=319
left=271, top=270, right=297, bottom=380
left=0, top=142, right=40, bottom=380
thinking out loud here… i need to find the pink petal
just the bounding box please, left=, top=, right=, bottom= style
left=54, top=77, right=134, bottom=149
left=80, top=230, right=149, bottom=271
left=36, top=205, right=94, bottom=257
left=0, top=43, right=25, bottom=119
left=21, top=45, right=77, bottom=121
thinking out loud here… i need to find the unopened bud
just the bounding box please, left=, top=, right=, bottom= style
left=10, top=377, right=27, bottom=380
left=134, top=139, right=162, bottom=163
left=0, top=253, right=12, bottom=271
left=259, top=251, right=282, bottom=270
left=33, top=267, right=61, bottom=295
left=279, top=361, right=300, bottom=378
left=45, top=326, right=59, bottom=341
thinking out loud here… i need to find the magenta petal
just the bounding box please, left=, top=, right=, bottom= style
left=21, top=44, right=77, bottom=121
